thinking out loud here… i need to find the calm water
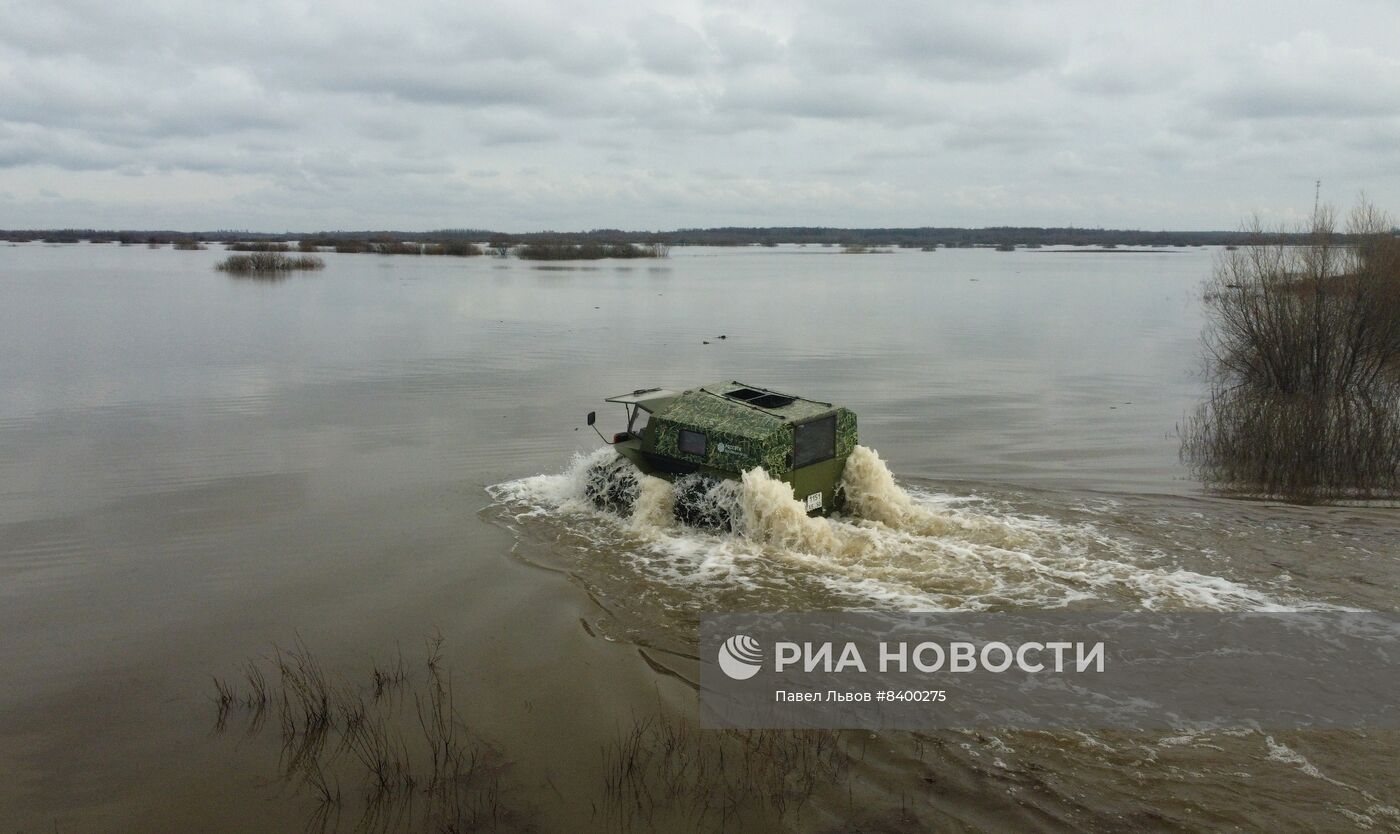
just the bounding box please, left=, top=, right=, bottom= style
left=1, top=243, right=1396, bottom=832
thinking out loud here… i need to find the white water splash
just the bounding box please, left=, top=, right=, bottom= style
left=841, top=445, right=1029, bottom=542
left=487, top=445, right=1330, bottom=613
left=629, top=474, right=676, bottom=531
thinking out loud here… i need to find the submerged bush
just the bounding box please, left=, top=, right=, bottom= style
left=424, top=241, right=483, bottom=256
left=1205, top=207, right=1400, bottom=398
left=1183, top=198, right=1400, bottom=501
left=1183, top=391, right=1400, bottom=501
left=173, top=240, right=206, bottom=250
left=516, top=242, right=667, bottom=260
left=227, top=241, right=291, bottom=252
left=216, top=253, right=325, bottom=274
left=369, top=240, right=421, bottom=255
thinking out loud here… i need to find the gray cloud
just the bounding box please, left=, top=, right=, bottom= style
left=0, top=0, right=1397, bottom=230
left=790, top=0, right=1060, bottom=80
left=1202, top=32, right=1400, bottom=119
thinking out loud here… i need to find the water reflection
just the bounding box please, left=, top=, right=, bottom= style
left=223, top=271, right=294, bottom=283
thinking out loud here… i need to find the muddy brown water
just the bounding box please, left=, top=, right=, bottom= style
left=1, top=242, right=1397, bottom=832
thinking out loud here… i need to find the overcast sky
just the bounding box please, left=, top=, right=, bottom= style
left=1, top=0, right=1398, bottom=231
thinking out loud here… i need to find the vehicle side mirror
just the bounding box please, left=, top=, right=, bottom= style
left=586, top=411, right=596, bottom=426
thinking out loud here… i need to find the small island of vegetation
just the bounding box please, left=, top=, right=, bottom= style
left=216, top=252, right=325, bottom=274
left=515, top=242, right=668, bottom=260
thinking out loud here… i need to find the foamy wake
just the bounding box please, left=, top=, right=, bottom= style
left=487, top=445, right=1327, bottom=612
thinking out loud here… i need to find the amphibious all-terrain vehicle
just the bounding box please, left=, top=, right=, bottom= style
left=584, top=381, right=858, bottom=526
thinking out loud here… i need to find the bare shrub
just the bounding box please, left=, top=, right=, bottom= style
left=216, top=253, right=325, bottom=274
left=1184, top=198, right=1400, bottom=501
left=517, top=242, right=667, bottom=260
left=369, top=240, right=421, bottom=255
left=1183, top=391, right=1400, bottom=500
left=424, top=241, right=484, bottom=257
left=227, top=241, right=291, bottom=252
left=1204, top=203, right=1400, bottom=397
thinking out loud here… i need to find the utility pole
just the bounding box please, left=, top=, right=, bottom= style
left=1314, top=179, right=1321, bottom=216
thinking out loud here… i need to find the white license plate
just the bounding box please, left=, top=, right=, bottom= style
left=805, top=492, right=823, bottom=511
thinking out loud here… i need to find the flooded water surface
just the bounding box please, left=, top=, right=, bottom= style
left=1, top=243, right=1397, bottom=831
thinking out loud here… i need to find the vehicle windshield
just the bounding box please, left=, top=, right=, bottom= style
left=627, top=406, right=649, bottom=436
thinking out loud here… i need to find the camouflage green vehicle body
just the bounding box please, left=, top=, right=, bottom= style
left=599, top=381, right=858, bottom=517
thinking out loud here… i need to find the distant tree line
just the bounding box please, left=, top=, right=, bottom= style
left=6, top=225, right=1384, bottom=248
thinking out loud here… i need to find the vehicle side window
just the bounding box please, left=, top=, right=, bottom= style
left=678, top=429, right=707, bottom=456
left=792, top=415, right=836, bottom=468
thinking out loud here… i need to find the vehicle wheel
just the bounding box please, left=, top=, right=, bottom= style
left=584, top=455, right=640, bottom=515
left=673, top=475, right=734, bottom=531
